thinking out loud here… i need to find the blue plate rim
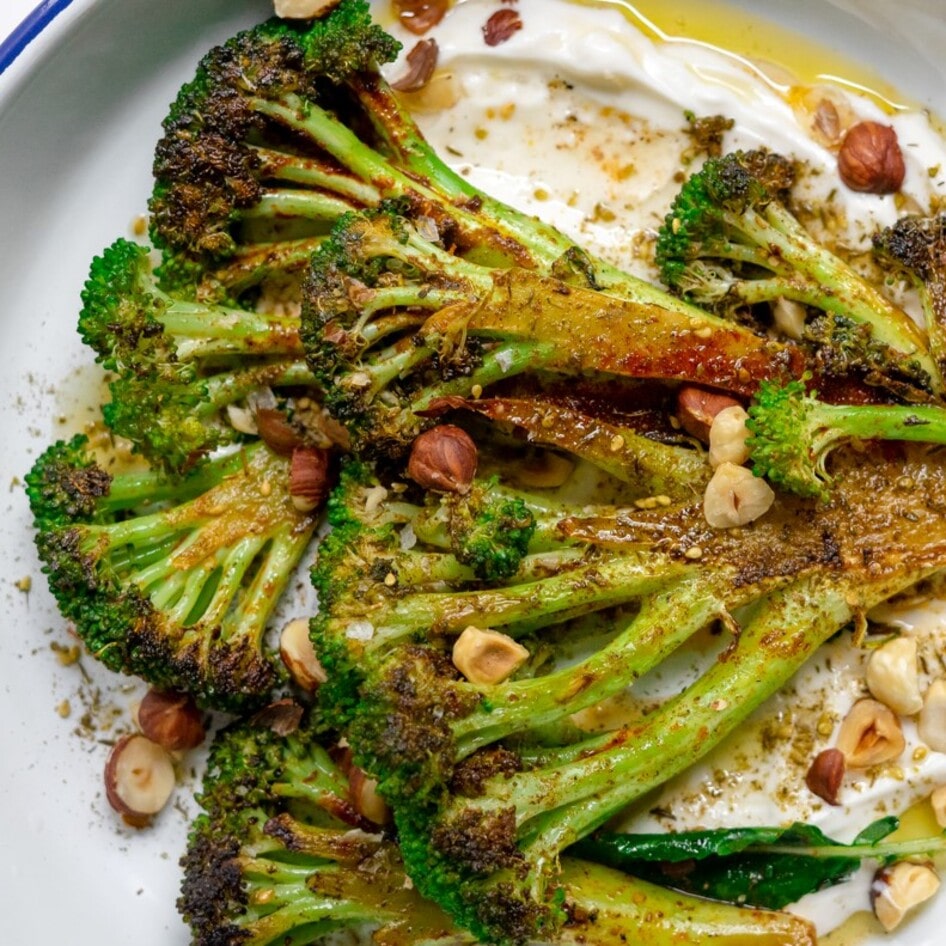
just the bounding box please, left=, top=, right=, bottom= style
left=0, top=0, right=77, bottom=77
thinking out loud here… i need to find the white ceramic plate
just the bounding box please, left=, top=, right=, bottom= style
left=1, top=2, right=944, bottom=943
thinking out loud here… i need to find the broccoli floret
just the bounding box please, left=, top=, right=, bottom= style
left=301, top=208, right=805, bottom=455
left=746, top=376, right=946, bottom=500
left=25, top=436, right=320, bottom=711
left=312, top=428, right=946, bottom=943
left=875, top=212, right=946, bottom=384
left=656, top=150, right=938, bottom=396
left=149, top=0, right=778, bottom=329
left=78, top=238, right=318, bottom=473
left=182, top=711, right=817, bottom=946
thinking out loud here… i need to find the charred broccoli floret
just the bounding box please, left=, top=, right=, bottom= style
left=656, top=150, right=938, bottom=395
left=78, top=238, right=317, bottom=473
left=26, top=436, right=319, bottom=710
left=181, top=711, right=816, bottom=946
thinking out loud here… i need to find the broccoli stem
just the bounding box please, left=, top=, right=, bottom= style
left=511, top=569, right=925, bottom=862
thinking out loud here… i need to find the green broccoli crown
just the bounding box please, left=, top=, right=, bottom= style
left=874, top=213, right=946, bottom=282
left=451, top=489, right=536, bottom=581
left=150, top=2, right=399, bottom=274
left=25, top=435, right=112, bottom=530
left=656, top=150, right=794, bottom=287
left=746, top=377, right=827, bottom=499
left=79, top=239, right=164, bottom=370
left=28, top=440, right=317, bottom=710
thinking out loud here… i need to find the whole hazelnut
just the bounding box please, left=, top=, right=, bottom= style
left=407, top=425, right=478, bottom=493
left=805, top=748, right=845, bottom=805
left=136, top=688, right=205, bottom=751
left=837, top=121, right=905, bottom=194
left=289, top=446, right=332, bottom=513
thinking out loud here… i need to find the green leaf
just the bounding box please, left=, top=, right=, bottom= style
left=571, top=818, right=946, bottom=912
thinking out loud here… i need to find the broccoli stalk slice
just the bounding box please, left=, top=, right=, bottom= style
left=303, top=211, right=803, bottom=453
left=656, top=151, right=938, bottom=393
left=27, top=438, right=317, bottom=710
left=746, top=377, right=946, bottom=499
left=421, top=394, right=711, bottom=496
left=399, top=568, right=926, bottom=944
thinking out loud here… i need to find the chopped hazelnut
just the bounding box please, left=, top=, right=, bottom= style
left=918, top=677, right=946, bottom=752
left=394, top=0, right=448, bottom=35
left=865, top=636, right=923, bottom=716
left=136, top=689, right=205, bottom=751
left=837, top=121, right=905, bottom=194
left=274, top=0, right=340, bottom=19
left=452, top=626, right=529, bottom=685
left=104, top=734, right=176, bottom=827
left=708, top=405, right=751, bottom=468
left=349, top=765, right=390, bottom=825
left=280, top=617, right=328, bottom=692
left=483, top=8, right=523, bottom=47
left=805, top=748, right=845, bottom=805
left=676, top=386, right=742, bottom=442
left=871, top=861, right=940, bottom=931
left=836, top=698, right=905, bottom=767
left=407, top=425, right=478, bottom=493
left=290, top=446, right=332, bottom=513
left=703, top=461, right=775, bottom=528
left=930, top=785, right=946, bottom=829
left=392, top=39, right=439, bottom=93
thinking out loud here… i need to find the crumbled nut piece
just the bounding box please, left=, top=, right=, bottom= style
left=772, top=297, right=807, bottom=340
left=805, top=748, right=845, bottom=805
left=708, top=405, right=751, bottom=468
left=918, top=677, right=946, bottom=752
left=392, top=39, right=439, bottom=93
left=837, top=121, right=905, bottom=194
left=136, top=689, right=206, bottom=751
left=280, top=617, right=328, bottom=692
left=930, top=785, right=946, bottom=828
left=871, top=861, right=940, bottom=932
left=865, top=636, right=923, bottom=716
left=290, top=446, right=332, bottom=512
left=407, top=425, right=478, bottom=493
left=104, top=734, right=176, bottom=827
left=483, top=7, right=522, bottom=46
left=250, top=699, right=305, bottom=736
left=703, top=462, right=775, bottom=528
left=349, top=765, right=390, bottom=825
left=394, top=0, right=448, bottom=35
left=452, top=626, right=529, bottom=685
left=676, top=386, right=742, bottom=442
left=274, top=0, right=340, bottom=20
left=257, top=408, right=305, bottom=456
left=836, top=698, right=905, bottom=767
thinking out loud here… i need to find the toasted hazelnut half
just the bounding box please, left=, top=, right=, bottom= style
left=274, top=0, right=340, bottom=20
left=866, top=636, right=923, bottom=716
left=257, top=408, right=305, bottom=456
left=392, top=39, right=439, bottom=93
left=836, top=698, right=905, bottom=768
left=407, top=425, right=478, bottom=493
left=838, top=121, right=905, bottom=194
left=918, top=677, right=946, bottom=752
left=708, top=405, right=751, bottom=468
left=280, top=617, right=327, bottom=693
left=930, top=785, right=946, bottom=829
left=349, top=765, right=390, bottom=825
left=676, top=386, right=742, bottom=442
left=136, top=688, right=205, bottom=751
left=453, top=626, right=529, bottom=685
left=871, top=861, right=940, bottom=932
left=104, top=734, right=176, bottom=827
left=805, top=748, right=845, bottom=806
left=394, top=0, right=449, bottom=36
left=703, top=461, right=775, bottom=528
left=290, top=446, right=331, bottom=513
